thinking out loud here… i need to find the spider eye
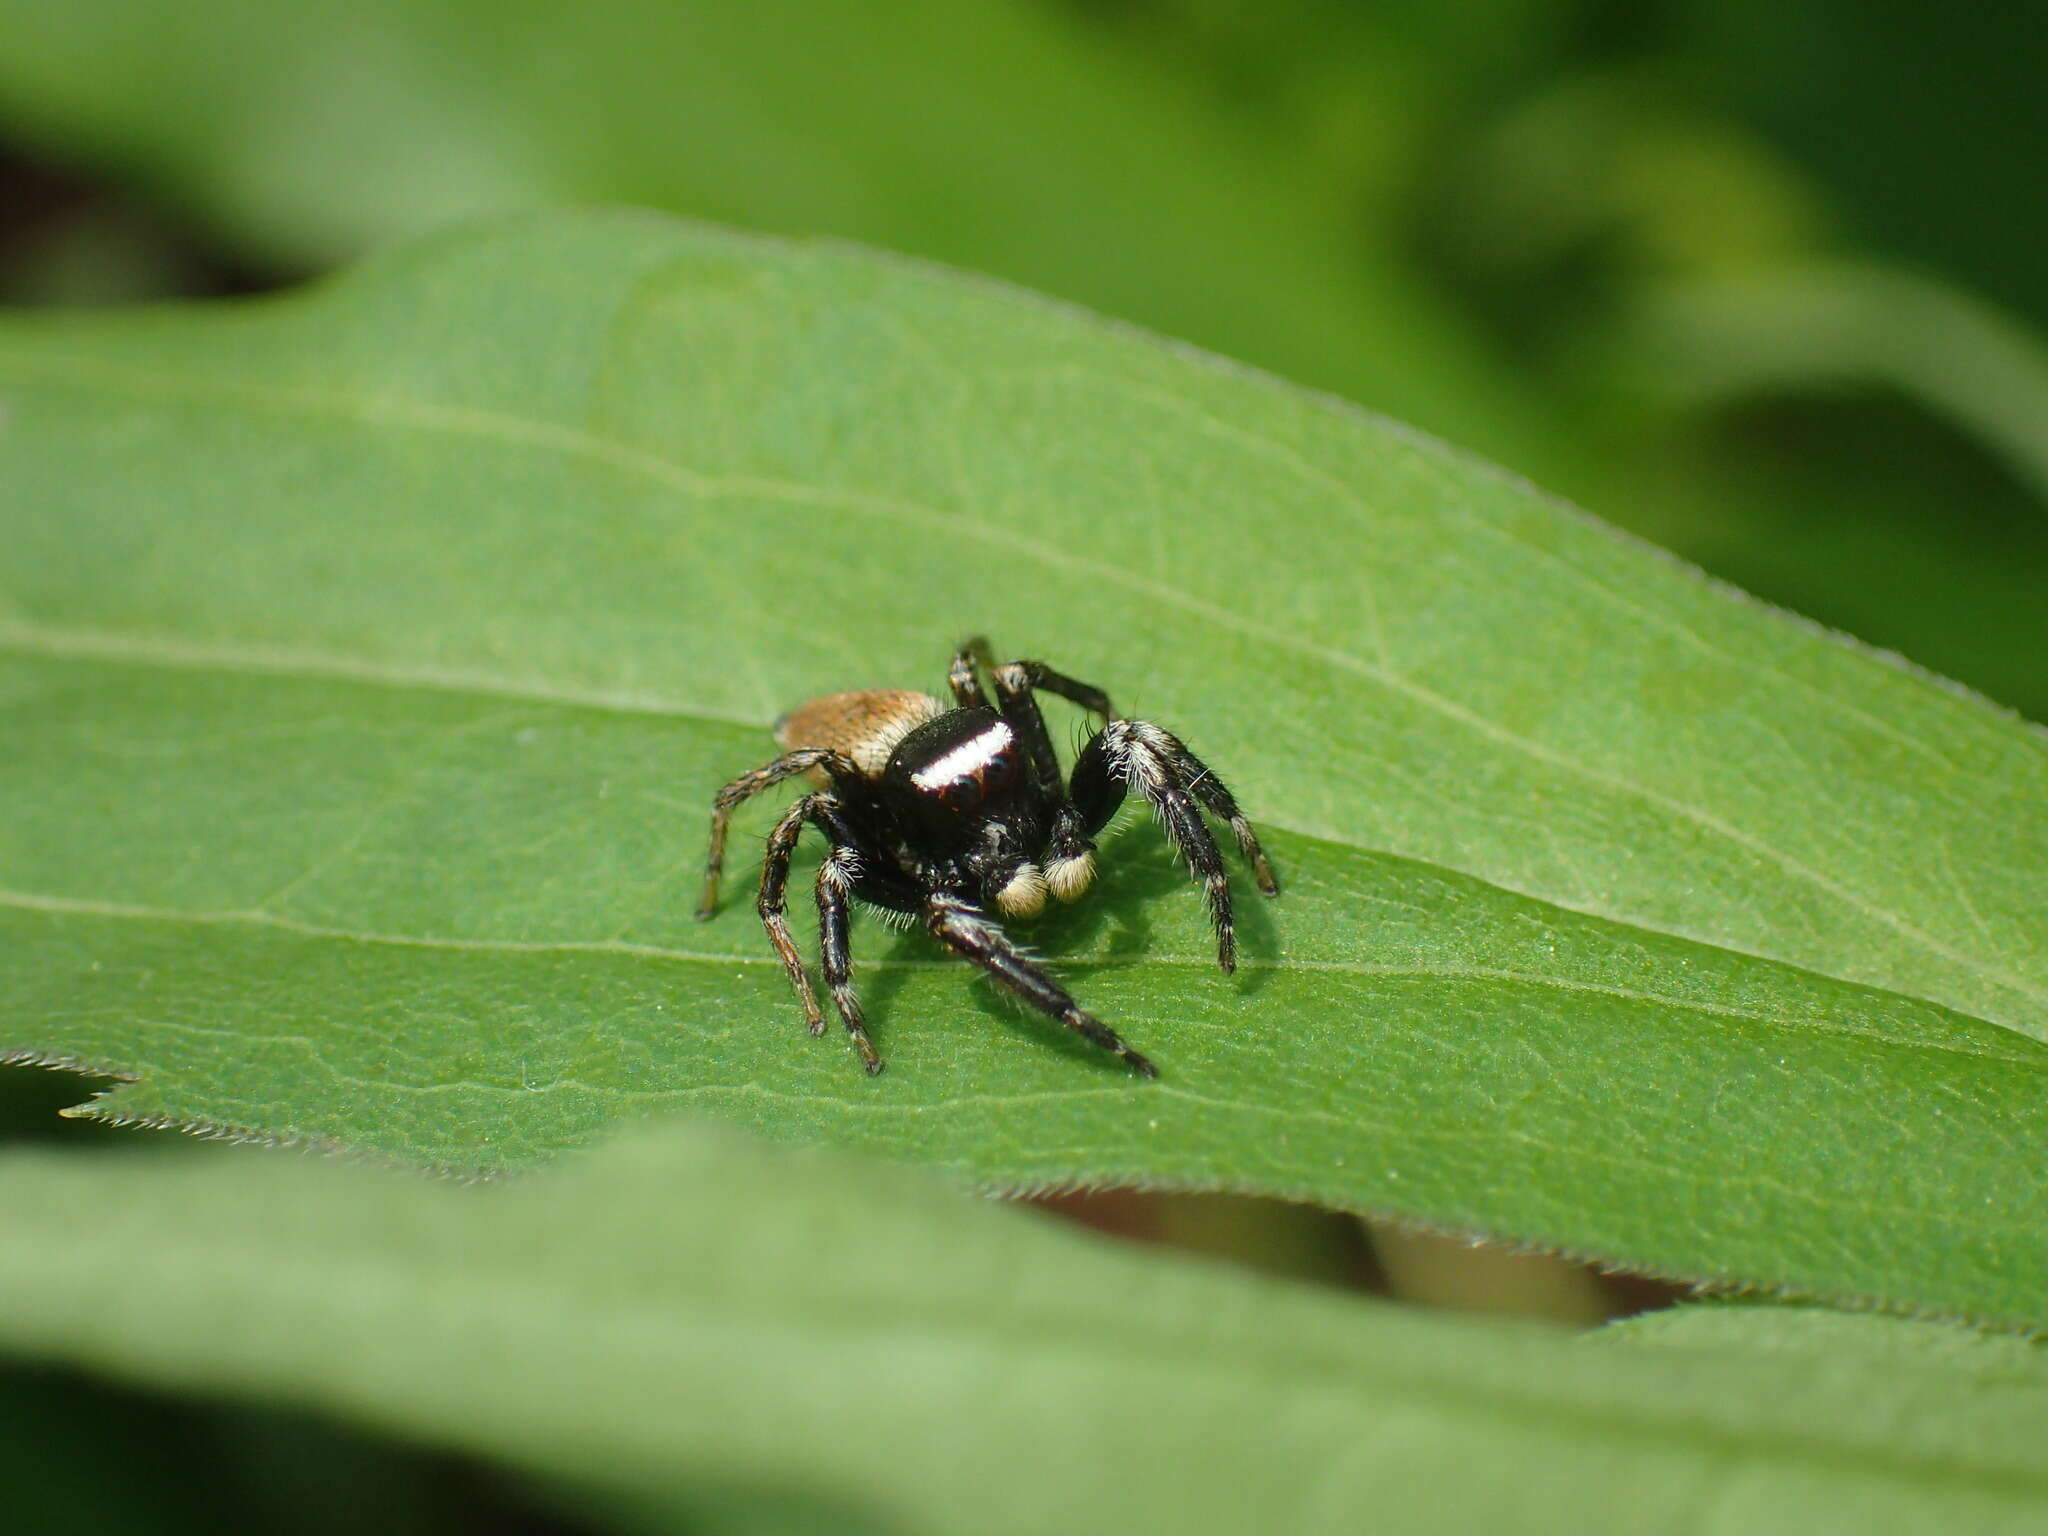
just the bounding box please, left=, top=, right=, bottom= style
left=944, top=777, right=981, bottom=809
left=982, top=751, right=1014, bottom=789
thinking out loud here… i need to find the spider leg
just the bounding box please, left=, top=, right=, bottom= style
left=697, top=747, right=862, bottom=919
left=946, top=644, right=991, bottom=709
left=803, top=796, right=914, bottom=1075
left=924, top=893, right=1157, bottom=1077
left=754, top=793, right=831, bottom=1036
left=1073, top=720, right=1276, bottom=974
left=965, top=636, right=1115, bottom=717
left=1171, top=745, right=1279, bottom=898
left=815, top=842, right=883, bottom=1075
left=965, top=640, right=1112, bottom=900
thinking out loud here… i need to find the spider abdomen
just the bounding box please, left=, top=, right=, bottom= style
left=774, top=689, right=944, bottom=778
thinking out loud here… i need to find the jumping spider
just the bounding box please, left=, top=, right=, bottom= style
left=696, top=639, right=1278, bottom=1077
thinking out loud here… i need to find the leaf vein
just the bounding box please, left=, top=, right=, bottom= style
left=1, top=888, right=2035, bottom=1067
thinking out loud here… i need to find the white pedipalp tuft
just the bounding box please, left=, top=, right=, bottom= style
left=995, top=863, right=1048, bottom=918
left=1044, top=850, right=1095, bottom=902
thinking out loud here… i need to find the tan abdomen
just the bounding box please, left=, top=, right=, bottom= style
left=775, top=689, right=946, bottom=778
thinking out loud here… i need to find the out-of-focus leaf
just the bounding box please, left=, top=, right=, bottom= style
left=1595, top=1303, right=2048, bottom=1382
left=0, top=0, right=1556, bottom=475
left=1606, top=263, right=2048, bottom=506
left=3, top=1122, right=2048, bottom=1536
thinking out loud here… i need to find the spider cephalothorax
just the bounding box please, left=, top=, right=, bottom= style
left=696, top=640, right=1278, bottom=1076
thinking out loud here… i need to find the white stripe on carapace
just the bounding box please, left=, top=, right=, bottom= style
left=910, top=720, right=1015, bottom=790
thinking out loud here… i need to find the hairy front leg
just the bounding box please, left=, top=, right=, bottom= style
left=924, top=894, right=1156, bottom=1077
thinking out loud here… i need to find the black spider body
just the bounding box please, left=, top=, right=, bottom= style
left=886, top=707, right=1038, bottom=862
left=696, top=641, right=1277, bottom=1077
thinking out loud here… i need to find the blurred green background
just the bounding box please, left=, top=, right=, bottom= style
left=2, top=1, right=2040, bottom=1529
left=4, top=0, right=2043, bottom=719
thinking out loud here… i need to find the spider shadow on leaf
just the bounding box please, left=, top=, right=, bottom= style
left=849, top=822, right=1280, bottom=1071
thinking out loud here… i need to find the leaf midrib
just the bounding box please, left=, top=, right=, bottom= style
left=1, top=883, right=2038, bottom=1072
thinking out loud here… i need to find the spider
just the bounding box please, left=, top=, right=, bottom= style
left=695, top=639, right=1278, bottom=1077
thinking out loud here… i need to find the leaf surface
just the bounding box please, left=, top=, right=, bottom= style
left=1, top=213, right=2045, bottom=1321
left=2, top=1123, right=2047, bottom=1536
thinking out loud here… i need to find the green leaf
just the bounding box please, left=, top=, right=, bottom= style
left=2, top=212, right=2046, bottom=1324
left=4, top=1121, right=2047, bottom=1536
left=1597, top=1303, right=2048, bottom=1379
